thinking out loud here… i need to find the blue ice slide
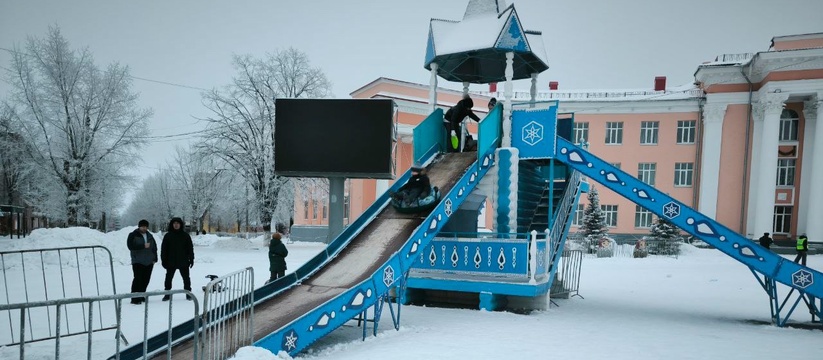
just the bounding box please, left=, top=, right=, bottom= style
left=554, top=137, right=823, bottom=299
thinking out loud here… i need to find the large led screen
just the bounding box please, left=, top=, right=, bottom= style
left=274, top=98, right=395, bottom=178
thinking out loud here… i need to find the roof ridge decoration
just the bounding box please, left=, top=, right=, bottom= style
left=463, top=0, right=507, bottom=19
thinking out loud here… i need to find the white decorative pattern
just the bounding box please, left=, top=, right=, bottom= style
left=383, top=266, right=395, bottom=287
left=521, top=120, right=544, bottom=145
left=792, top=269, right=814, bottom=289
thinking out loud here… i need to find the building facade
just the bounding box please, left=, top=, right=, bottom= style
left=292, top=32, right=823, bottom=243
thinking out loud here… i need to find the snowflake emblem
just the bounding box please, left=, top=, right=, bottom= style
left=521, top=121, right=544, bottom=146
left=383, top=265, right=395, bottom=287
left=792, top=269, right=813, bottom=289
left=282, top=329, right=298, bottom=351
left=444, top=198, right=453, bottom=216
left=662, top=202, right=680, bottom=219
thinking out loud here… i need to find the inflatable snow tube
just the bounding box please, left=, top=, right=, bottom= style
left=390, top=186, right=441, bottom=214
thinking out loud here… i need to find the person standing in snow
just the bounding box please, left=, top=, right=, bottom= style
left=268, top=232, right=289, bottom=282
left=794, top=233, right=809, bottom=266
left=126, top=219, right=158, bottom=304
left=758, top=232, right=773, bottom=250
left=161, top=217, right=195, bottom=301
left=444, top=95, right=481, bottom=152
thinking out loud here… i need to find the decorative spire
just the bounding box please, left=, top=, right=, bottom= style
left=463, top=0, right=507, bottom=19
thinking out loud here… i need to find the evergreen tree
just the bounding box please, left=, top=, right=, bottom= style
left=650, top=216, right=680, bottom=241
left=581, top=187, right=608, bottom=241
left=649, top=216, right=682, bottom=256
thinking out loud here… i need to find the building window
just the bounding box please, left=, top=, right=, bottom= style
left=779, top=109, right=799, bottom=142
left=572, top=203, right=584, bottom=226
left=677, top=120, right=696, bottom=144
left=322, top=203, right=328, bottom=219
left=674, top=162, right=694, bottom=187
left=574, top=122, right=589, bottom=144
left=601, top=205, right=618, bottom=227
left=312, top=201, right=318, bottom=219
left=303, top=200, right=309, bottom=219
left=776, top=159, right=796, bottom=186
left=605, top=122, right=623, bottom=145
left=611, top=163, right=621, bottom=170
left=640, top=121, right=659, bottom=145
left=635, top=205, right=653, bottom=228
left=773, top=206, right=792, bottom=234
left=637, top=163, right=656, bottom=186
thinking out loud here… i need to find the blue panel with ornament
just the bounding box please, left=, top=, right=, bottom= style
left=511, top=105, right=558, bottom=159
left=554, top=137, right=823, bottom=299
left=412, top=238, right=529, bottom=276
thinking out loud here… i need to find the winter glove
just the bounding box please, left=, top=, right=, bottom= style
left=189, top=261, right=194, bottom=269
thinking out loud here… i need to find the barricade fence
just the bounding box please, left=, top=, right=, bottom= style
left=0, top=245, right=118, bottom=346
left=550, top=250, right=583, bottom=299
left=201, top=267, right=255, bottom=360
left=0, top=289, right=199, bottom=360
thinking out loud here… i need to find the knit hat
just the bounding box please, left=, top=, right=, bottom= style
left=138, top=219, right=149, bottom=227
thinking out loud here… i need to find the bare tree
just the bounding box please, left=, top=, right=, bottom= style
left=122, top=170, right=182, bottom=232
left=168, top=146, right=230, bottom=233
left=4, top=26, right=152, bottom=225
left=0, top=104, right=31, bottom=206
left=199, top=48, right=332, bottom=230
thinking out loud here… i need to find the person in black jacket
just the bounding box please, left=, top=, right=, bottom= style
left=444, top=95, right=480, bottom=152
left=392, top=165, right=431, bottom=206
left=126, top=219, right=158, bottom=304
left=267, top=232, right=289, bottom=282
left=161, top=217, right=195, bottom=301
left=758, top=232, right=773, bottom=250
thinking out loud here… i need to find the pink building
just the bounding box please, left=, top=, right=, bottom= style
left=293, top=32, right=823, bottom=243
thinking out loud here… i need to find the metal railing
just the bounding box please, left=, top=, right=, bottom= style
left=200, top=267, right=254, bottom=360
left=0, top=245, right=119, bottom=346
left=550, top=250, right=583, bottom=299
left=0, top=290, right=199, bottom=360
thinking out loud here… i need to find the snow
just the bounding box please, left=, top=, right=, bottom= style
left=2, top=229, right=822, bottom=359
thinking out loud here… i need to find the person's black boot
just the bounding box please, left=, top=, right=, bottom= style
left=162, top=294, right=171, bottom=301
left=186, top=294, right=193, bottom=301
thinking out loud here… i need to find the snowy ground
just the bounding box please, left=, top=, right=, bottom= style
left=2, top=228, right=822, bottom=359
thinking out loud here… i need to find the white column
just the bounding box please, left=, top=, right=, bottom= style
left=462, top=82, right=470, bottom=97
left=529, top=72, right=538, bottom=108
left=698, top=103, right=727, bottom=220
left=798, top=97, right=818, bottom=235
left=429, top=63, right=439, bottom=113
left=746, top=105, right=764, bottom=237
left=804, top=94, right=823, bottom=243
left=753, top=93, right=789, bottom=237
left=502, top=52, right=514, bottom=147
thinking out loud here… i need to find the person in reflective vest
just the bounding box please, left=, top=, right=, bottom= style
left=793, top=233, right=808, bottom=266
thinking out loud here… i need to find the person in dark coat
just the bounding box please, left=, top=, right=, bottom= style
left=268, top=232, right=289, bottom=282
left=392, top=165, right=431, bottom=206
left=161, top=217, right=195, bottom=301
left=758, top=232, right=773, bottom=249
left=794, top=233, right=809, bottom=266
left=444, top=95, right=480, bottom=152
left=126, top=219, right=158, bottom=304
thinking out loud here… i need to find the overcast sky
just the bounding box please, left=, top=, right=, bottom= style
left=2, top=0, right=822, bottom=187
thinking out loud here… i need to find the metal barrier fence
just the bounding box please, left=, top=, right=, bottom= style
left=0, top=245, right=119, bottom=346
left=550, top=250, right=583, bottom=299
left=200, top=267, right=254, bottom=360
left=0, top=289, right=199, bottom=360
